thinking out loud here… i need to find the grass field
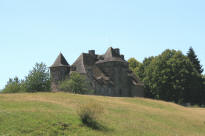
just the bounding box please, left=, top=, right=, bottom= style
left=0, top=92, right=205, bottom=136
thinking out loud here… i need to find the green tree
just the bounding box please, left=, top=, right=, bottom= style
left=136, top=56, right=155, bottom=97
left=143, top=49, right=203, bottom=104
left=202, top=75, right=205, bottom=104
left=25, top=62, right=51, bottom=92
left=187, top=47, right=204, bottom=74
left=137, top=57, right=155, bottom=80
left=59, top=72, right=91, bottom=94
left=128, top=58, right=142, bottom=78
left=2, top=77, right=26, bottom=93
left=128, top=58, right=141, bottom=71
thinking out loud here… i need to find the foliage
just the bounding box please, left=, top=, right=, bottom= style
left=77, top=102, right=104, bottom=129
left=128, top=58, right=141, bottom=71
left=25, top=62, right=51, bottom=92
left=59, top=72, right=91, bottom=94
left=140, top=49, right=203, bottom=104
left=187, top=47, right=204, bottom=74
left=128, top=58, right=142, bottom=78
left=137, top=57, right=155, bottom=81
left=2, top=77, right=26, bottom=93
left=202, top=75, right=205, bottom=104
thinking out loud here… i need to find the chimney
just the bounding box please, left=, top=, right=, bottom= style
left=120, top=55, right=124, bottom=60
left=89, top=50, right=95, bottom=56
left=114, top=48, right=120, bottom=55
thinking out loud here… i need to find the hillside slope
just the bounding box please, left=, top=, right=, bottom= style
left=0, top=92, right=205, bottom=136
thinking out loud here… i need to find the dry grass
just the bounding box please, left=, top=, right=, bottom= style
left=0, top=92, right=205, bottom=136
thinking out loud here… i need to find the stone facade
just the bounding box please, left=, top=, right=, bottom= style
left=50, top=47, right=144, bottom=97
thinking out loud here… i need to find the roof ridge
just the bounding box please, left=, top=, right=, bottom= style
left=50, top=53, right=69, bottom=67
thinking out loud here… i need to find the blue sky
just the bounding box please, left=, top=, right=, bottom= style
left=0, top=0, right=205, bottom=89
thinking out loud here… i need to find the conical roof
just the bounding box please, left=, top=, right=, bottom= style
left=50, top=53, right=69, bottom=67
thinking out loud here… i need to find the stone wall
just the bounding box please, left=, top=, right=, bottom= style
left=84, top=61, right=144, bottom=97
left=50, top=66, right=70, bottom=84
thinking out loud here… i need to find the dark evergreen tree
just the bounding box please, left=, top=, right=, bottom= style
left=202, top=75, right=205, bottom=104
left=187, top=47, right=203, bottom=74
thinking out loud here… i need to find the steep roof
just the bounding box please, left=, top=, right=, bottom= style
left=50, top=53, right=70, bottom=67
left=104, top=47, right=120, bottom=59
left=71, top=54, right=86, bottom=74
left=96, top=47, right=126, bottom=63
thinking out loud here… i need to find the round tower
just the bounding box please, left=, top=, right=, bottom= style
left=50, top=53, right=70, bottom=91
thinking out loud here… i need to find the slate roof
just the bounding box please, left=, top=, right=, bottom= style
left=50, top=53, right=70, bottom=67
left=96, top=47, right=126, bottom=64
left=71, top=54, right=86, bottom=73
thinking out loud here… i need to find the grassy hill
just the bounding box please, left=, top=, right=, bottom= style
left=0, top=93, right=205, bottom=136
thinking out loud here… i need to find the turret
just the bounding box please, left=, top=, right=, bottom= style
left=50, top=53, right=70, bottom=84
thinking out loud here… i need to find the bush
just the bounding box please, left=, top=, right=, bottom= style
left=59, top=72, right=91, bottom=94
left=25, top=62, right=51, bottom=92
left=77, top=102, right=104, bottom=129
left=2, top=77, right=26, bottom=93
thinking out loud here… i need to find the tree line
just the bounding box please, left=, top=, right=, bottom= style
left=1, top=47, right=204, bottom=106
left=1, top=63, right=90, bottom=94
left=128, top=47, right=205, bottom=105
left=1, top=63, right=51, bottom=93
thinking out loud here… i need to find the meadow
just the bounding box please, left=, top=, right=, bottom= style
left=0, top=92, right=205, bottom=136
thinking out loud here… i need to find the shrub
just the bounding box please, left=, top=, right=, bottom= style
left=59, top=72, right=91, bottom=94
left=77, top=102, right=104, bottom=129
left=2, top=77, right=26, bottom=93
left=25, top=62, right=51, bottom=92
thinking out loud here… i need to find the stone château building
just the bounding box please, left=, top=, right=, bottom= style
left=50, top=47, right=144, bottom=97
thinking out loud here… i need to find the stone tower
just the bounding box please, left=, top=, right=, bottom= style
left=50, top=53, right=70, bottom=91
